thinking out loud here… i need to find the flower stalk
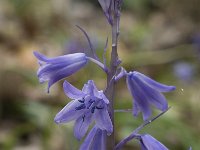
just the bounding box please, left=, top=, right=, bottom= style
left=87, top=57, right=108, bottom=72
left=115, top=107, right=171, bottom=150
left=104, top=1, right=121, bottom=149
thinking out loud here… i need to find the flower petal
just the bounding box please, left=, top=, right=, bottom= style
left=140, top=134, right=168, bottom=150
left=89, top=129, right=106, bottom=150
left=135, top=77, right=168, bottom=111
left=80, top=126, right=106, bottom=150
left=37, top=63, right=67, bottom=78
left=47, top=60, right=87, bottom=92
left=79, top=126, right=98, bottom=150
left=74, top=113, right=93, bottom=140
left=127, top=75, right=152, bottom=120
left=33, top=51, right=50, bottom=62
left=98, top=91, right=109, bottom=104
left=140, top=140, right=148, bottom=150
left=34, top=51, right=86, bottom=64
left=134, top=71, right=176, bottom=92
left=63, top=80, right=85, bottom=99
left=94, top=106, right=113, bottom=134
left=133, top=101, right=140, bottom=117
left=82, top=80, right=99, bottom=96
left=54, top=100, right=85, bottom=124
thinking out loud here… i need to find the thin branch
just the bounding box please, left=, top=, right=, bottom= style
left=114, top=107, right=171, bottom=150
left=134, top=107, right=171, bottom=134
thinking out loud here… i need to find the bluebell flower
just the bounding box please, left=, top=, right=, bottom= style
left=33, top=51, right=88, bottom=92
left=139, top=134, right=168, bottom=150
left=80, top=126, right=106, bottom=150
left=54, top=80, right=113, bottom=140
left=126, top=71, right=175, bottom=120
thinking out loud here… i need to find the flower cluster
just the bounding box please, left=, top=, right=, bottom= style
left=32, top=0, right=186, bottom=149
left=34, top=49, right=175, bottom=149
left=34, top=50, right=113, bottom=148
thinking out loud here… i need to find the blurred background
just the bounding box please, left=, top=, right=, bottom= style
left=0, top=0, right=200, bottom=149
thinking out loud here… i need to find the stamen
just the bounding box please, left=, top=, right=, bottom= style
left=89, top=99, right=95, bottom=103
left=82, top=115, right=85, bottom=122
left=78, top=99, right=85, bottom=103
left=87, top=99, right=95, bottom=109
left=75, top=104, right=86, bottom=110
left=96, top=106, right=104, bottom=109
left=91, top=106, right=96, bottom=113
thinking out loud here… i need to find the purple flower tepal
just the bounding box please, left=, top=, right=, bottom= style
left=139, top=134, right=168, bottom=150
left=80, top=126, right=106, bottom=150
left=54, top=80, right=113, bottom=140
left=33, top=51, right=88, bottom=92
left=126, top=71, right=175, bottom=120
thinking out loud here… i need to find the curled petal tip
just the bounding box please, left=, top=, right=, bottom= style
left=33, top=51, right=39, bottom=57
left=63, top=80, right=84, bottom=99
left=54, top=117, right=60, bottom=124
left=33, top=51, right=37, bottom=56
left=171, top=86, right=176, bottom=91
left=33, top=51, right=48, bottom=62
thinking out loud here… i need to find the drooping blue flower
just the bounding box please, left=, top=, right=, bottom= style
left=33, top=51, right=88, bottom=92
left=139, top=134, right=168, bottom=150
left=54, top=80, right=113, bottom=140
left=126, top=71, right=175, bottom=120
left=80, top=126, right=106, bottom=150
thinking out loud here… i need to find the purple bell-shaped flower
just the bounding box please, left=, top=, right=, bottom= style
left=126, top=71, right=175, bottom=120
left=33, top=51, right=88, bottom=92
